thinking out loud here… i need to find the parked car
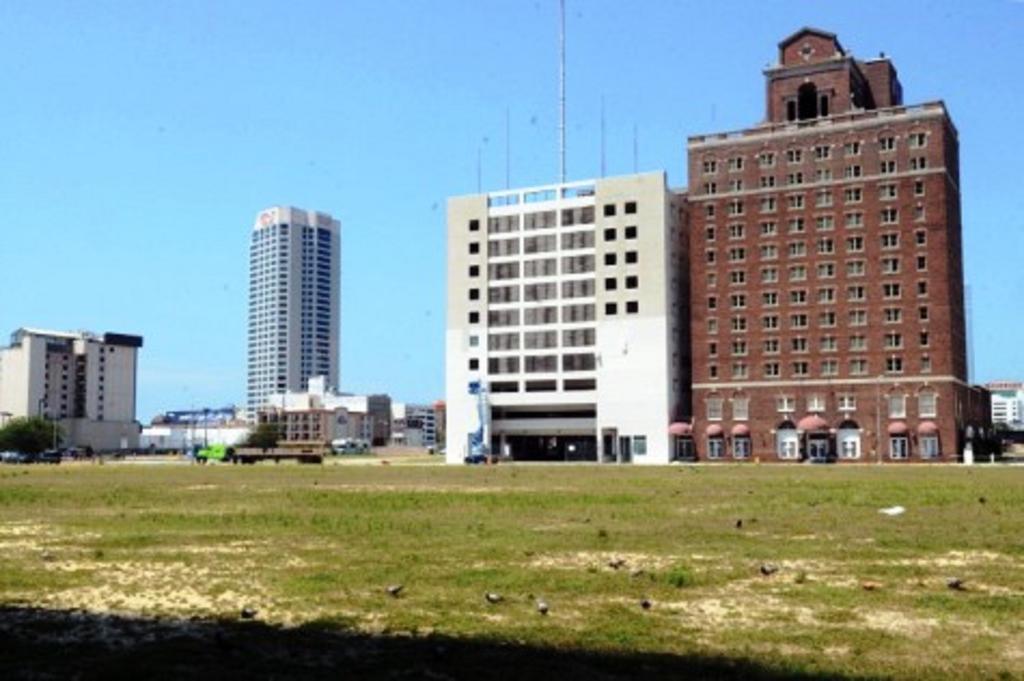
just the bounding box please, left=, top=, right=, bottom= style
left=34, top=450, right=62, bottom=464
left=0, top=451, right=31, bottom=464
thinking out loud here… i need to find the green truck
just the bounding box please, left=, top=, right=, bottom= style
left=195, top=444, right=322, bottom=465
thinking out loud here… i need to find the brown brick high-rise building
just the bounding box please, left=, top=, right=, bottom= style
left=683, top=28, right=989, bottom=463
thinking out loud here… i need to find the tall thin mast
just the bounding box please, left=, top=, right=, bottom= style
left=559, top=0, right=566, bottom=183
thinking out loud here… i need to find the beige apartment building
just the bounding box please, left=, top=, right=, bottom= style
left=446, top=172, right=690, bottom=463
left=0, top=328, right=143, bottom=450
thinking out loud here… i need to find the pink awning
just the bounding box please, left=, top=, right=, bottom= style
left=797, top=414, right=828, bottom=431
left=706, top=424, right=724, bottom=437
left=731, top=424, right=751, bottom=437
left=668, top=422, right=693, bottom=436
left=917, top=421, right=938, bottom=436
left=887, top=421, right=909, bottom=436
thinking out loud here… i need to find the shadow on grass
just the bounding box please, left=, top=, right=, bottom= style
left=0, top=605, right=861, bottom=680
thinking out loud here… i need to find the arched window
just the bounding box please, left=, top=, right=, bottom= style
left=798, top=83, right=819, bottom=120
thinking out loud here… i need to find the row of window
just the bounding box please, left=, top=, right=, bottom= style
left=709, top=330, right=932, bottom=357
left=470, top=201, right=639, bottom=235
left=706, top=355, right=931, bottom=379
left=705, top=393, right=938, bottom=421
left=700, top=134, right=930, bottom=175
left=701, top=432, right=940, bottom=461
left=470, top=353, right=598, bottom=374
left=709, top=281, right=930, bottom=309
left=702, top=159, right=929, bottom=195
left=487, top=378, right=598, bottom=393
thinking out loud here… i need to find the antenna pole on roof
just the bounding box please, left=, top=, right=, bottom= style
left=559, top=0, right=566, bottom=184
left=600, top=95, right=606, bottom=178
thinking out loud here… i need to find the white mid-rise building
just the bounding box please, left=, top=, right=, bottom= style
left=986, top=381, right=1024, bottom=429
left=247, top=206, right=341, bottom=417
left=446, top=172, right=689, bottom=464
left=0, top=328, right=143, bottom=450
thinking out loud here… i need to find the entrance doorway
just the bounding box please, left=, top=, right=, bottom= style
left=807, top=437, right=830, bottom=462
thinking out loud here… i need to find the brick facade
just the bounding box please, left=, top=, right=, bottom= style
left=682, top=28, right=989, bottom=463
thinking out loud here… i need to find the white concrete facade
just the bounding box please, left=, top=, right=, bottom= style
left=987, top=381, right=1024, bottom=428
left=0, top=328, right=143, bottom=450
left=445, top=173, right=688, bottom=464
left=247, top=206, right=341, bottom=417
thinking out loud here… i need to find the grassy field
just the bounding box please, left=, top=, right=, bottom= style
left=0, top=462, right=1022, bottom=680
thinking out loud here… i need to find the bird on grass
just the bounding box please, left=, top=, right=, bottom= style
left=608, top=557, right=626, bottom=570
left=978, top=496, right=987, bottom=505
left=759, top=563, right=779, bottom=576
left=537, top=600, right=549, bottom=615
left=640, top=598, right=652, bottom=610
left=735, top=519, right=743, bottom=529
left=947, top=578, right=966, bottom=591
left=386, top=584, right=404, bottom=598
left=240, top=607, right=258, bottom=620
left=485, top=592, right=503, bottom=604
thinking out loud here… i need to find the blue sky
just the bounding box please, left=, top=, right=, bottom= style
left=1, top=1, right=1021, bottom=421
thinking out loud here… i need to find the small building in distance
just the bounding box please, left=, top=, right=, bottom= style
left=986, top=381, right=1024, bottom=430
left=0, top=327, right=143, bottom=451
left=141, top=407, right=249, bottom=451
left=258, top=377, right=392, bottom=447
left=391, top=402, right=440, bottom=449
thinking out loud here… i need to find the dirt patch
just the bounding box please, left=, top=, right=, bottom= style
left=860, top=609, right=940, bottom=636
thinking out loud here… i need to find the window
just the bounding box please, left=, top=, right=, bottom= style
left=760, top=244, right=778, bottom=260
left=788, top=194, right=805, bottom=209
left=605, top=302, right=617, bottom=316
left=886, top=356, right=904, bottom=374
left=760, top=196, right=777, bottom=213
left=917, top=281, right=929, bottom=297
left=468, top=311, right=480, bottom=324
left=879, top=135, right=895, bottom=151
left=763, top=338, right=780, bottom=354
left=707, top=397, right=724, bottom=420
left=815, top=168, right=833, bottom=182
left=625, top=251, right=638, bottom=264
left=469, top=264, right=480, bottom=277
left=789, top=289, right=807, bottom=305
left=920, top=435, right=939, bottom=459
left=789, top=265, right=807, bottom=281
left=468, top=358, right=479, bottom=370
left=731, top=316, right=748, bottom=332
left=469, top=219, right=480, bottom=231
left=792, top=361, right=809, bottom=377
left=625, top=275, right=638, bottom=289
left=881, top=208, right=898, bottom=224
left=838, top=395, right=856, bottom=411
left=760, top=175, right=776, bottom=188
left=731, top=362, right=748, bottom=379
left=844, top=187, right=862, bottom=203
left=468, top=242, right=480, bottom=254
left=708, top=342, right=718, bottom=357
left=730, top=294, right=746, bottom=309
left=787, top=172, right=804, bottom=186
left=762, top=291, right=778, bottom=306
left=883, top=283, right=902, bottom=299
left=880, top=159, right=896, bottom=175
left=847, top=261, right=865, bottom=278
left=707, top=437, right=724, bottom=459
left=816, top=216, right=834, bottom=231
left=908, top=132, right=927, bottom=148
left=761, top=267, right=779, bottom=283
left=605, top=252, right=617, bottom=266
left=910, top=156, right=927, bottom=171
left=850, top=358, right=868, bottom=375
left=758, top=152, right=775, bottom=168
left=762, top=315, right=779, bottom=330
left=468, top=288, right=480, bottom=300
left=606, top=277, right=618, bottom=291
left=844, top=164, right=862, bottom=179
left=914, top=180, right=925, bottom=197
left=888, top=395, right=907, bottom=418
left=882, top=257, right=900, bottom=274
left=884, top=308, right=903, bottom=324
left=844, top=141, right=861, bottom=156
left=603, top=203, right=616, bottom=217
left=633, top=436, right=647, bottom=456
left=729, top=270, right=746, bottom=285
left=807, top=394, right=826, bottom=412
left=884, top=332, right=903, bottom=349
left=732, top=397, right=749, bottom=421
left=624, top=225, right=637, bottom=239
left=889, top=436, right=909, bottom=460
left=820, top=335, right=837, bottom=351
left=849, top=335, right=867, bottom=350
left=777, top=396, right=796, bottom=413
left=918, top=392, right=937, bottom=418
left=845, top=212, right=864, bottom=228
left=728, top=247, right=746, bottom=262
left=625, top=201, right=637, bottom=214
left=791, top=337, right=808, bottom=353
left=702, top=159, right=718, bottom=174
left=604, top=228, right=617, bottom=241
left=786, top=149, right=803, bottom=164
left=764, top=362, right=780, bottom=377
left=790, top=314, right=808, bottom=329
left=815, top=189, right=833, bottom=207
left=814, top=144, right=831, bottom=160
left=919, top=306, right=930, bottom=321
left=626, top=301, right=639, bottom=314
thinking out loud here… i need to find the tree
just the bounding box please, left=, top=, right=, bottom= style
left=245, top=422, right=281, bottom=452
left=0, top=417, right=62, bottom=454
